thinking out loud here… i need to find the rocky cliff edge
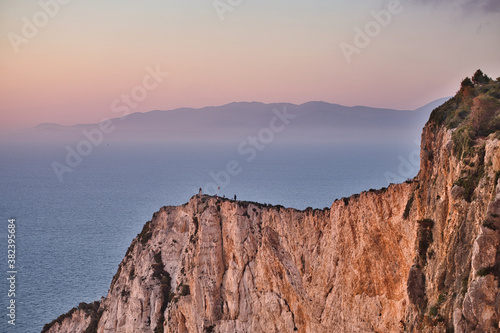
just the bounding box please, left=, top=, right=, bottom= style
left=43, top=73, right=500, bottom=332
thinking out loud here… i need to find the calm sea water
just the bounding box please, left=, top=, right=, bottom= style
left=0, top=141, right=418, bottom=332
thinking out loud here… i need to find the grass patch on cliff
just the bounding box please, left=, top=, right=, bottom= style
left=429, top=71, right=499, bottom=131
left=427, top=293, right=447, bottom=328
left=429, top=72, right=500, bottom=173
left=238, top=199, right=278, bottom=211
left=453, top=146, right=485, bottom=202
left=429, top=96, right=461, bottom=128
left=452, top=127, right=474, bottom=160
left=428, top=305, right=438, bottom=317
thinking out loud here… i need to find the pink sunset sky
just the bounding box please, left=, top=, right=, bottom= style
left=0, top=0, right=499, bottom=130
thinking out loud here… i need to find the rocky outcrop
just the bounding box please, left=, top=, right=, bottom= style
left=42, top=301, right=102, bottom=333
left=44, top=77, right=500, bottom=332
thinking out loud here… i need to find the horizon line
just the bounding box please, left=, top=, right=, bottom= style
left=26, top=97, right=451, bottom=130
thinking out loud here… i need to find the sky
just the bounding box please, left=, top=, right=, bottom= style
left=0, top=0, right=499, bottom=130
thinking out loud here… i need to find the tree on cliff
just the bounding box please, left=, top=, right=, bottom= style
left=472, top=69, right=491, bottom=85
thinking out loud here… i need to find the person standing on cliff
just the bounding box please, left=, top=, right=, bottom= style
left=199, top=188, right=202, bottom=195
left=234, top=194, right=237, bottom=201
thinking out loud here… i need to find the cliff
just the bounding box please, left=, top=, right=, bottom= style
left=43, top=74, right=500, bottom=332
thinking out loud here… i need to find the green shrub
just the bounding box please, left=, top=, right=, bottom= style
left=429, top=305, right=438, bottom=317
left=430, top=71, right=499, bottom=142
left=452, top=127, right=474, bottom=159
left=429, top=96, right=459, bottom=126
left=472, top=69, right=491, bottom=85
left=437, top=293, right=446, bottom=305
left=453, top=147, right=485, bottom=202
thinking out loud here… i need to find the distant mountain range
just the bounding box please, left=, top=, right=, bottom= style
left=6, top=98, right=450, bottom=146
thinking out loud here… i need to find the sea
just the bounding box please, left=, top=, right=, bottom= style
left=0, top=140, right=419, bottom=332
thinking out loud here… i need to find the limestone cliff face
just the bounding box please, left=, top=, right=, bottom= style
left=44, top=79, right=500, bottom=332
left=42, top=308, right=93, bottom=333
left=408, top=125, right=500, bottom=332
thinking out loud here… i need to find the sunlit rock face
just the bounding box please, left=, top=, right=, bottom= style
left=44, top=79, right=500, bottom=332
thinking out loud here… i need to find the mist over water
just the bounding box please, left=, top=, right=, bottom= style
left=0, top=141, right=418, bottom=332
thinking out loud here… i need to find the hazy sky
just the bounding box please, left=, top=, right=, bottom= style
left=1, top=0, right=499, bottom=130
